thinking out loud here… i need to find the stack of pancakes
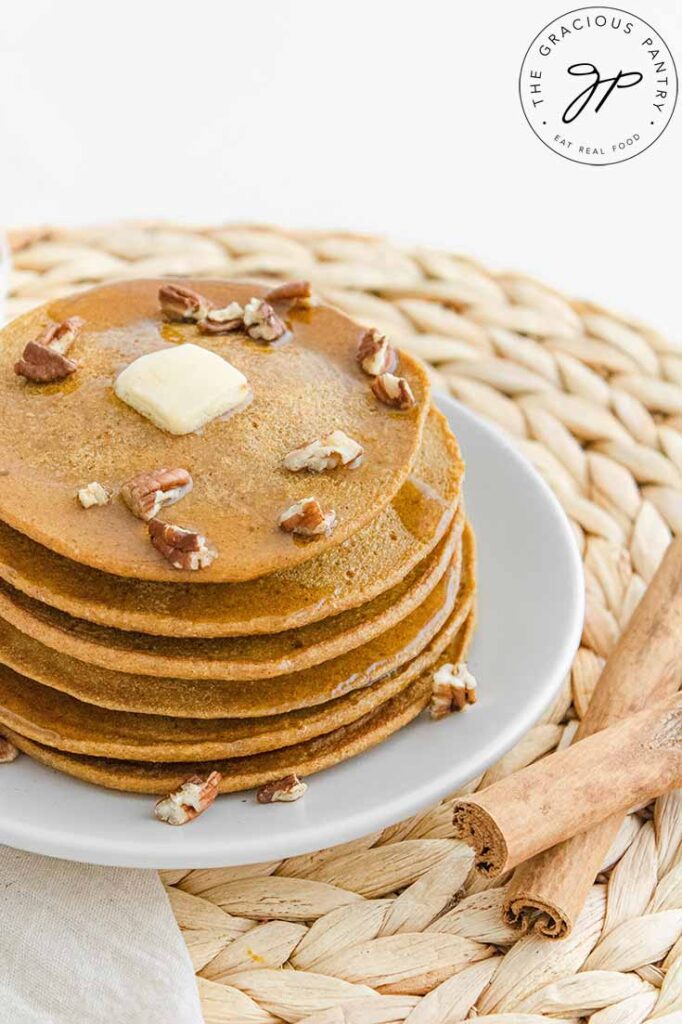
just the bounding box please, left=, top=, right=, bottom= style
left=0, top=279, right=476, bottom=795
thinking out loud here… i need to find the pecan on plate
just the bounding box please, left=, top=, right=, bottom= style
left=372, top=372, right=416, bottom=410
left=283, top=430, right=363, bottom=473
left=357, top=328, right=397, bottom=376
left=77, top=481, right=111, bottom=509
left=243, top=298, right=286, bottom=342
left=159, top=283, right=211, bottom=323
left=429, top=662, right=478, bottom=720
left=148, top=518, right=216, bottom=570
left=121, top=468, right=193, bottom=521
left=257, top=774, right=307, bottom=803
left=278, top=497, right=337, bottom=537
left=0, top=735, right=19, bottom=763
left=154, top=771, right=222, bottom=825
left=14, top=316, right=85, bottom=382
left=198, top=301, right=245, bottom=335
left=263, top=280, right=312, bottom=307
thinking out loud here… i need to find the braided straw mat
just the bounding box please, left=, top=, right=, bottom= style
left=7, top=223, right=682, bottom=1024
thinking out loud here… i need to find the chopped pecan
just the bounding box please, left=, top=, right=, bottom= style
left=429, top=662, right=478, bottom=720
left=159, top=283, right=211, bottom=322
left=14, top=316, right=84, bottom=382
left=77, top=481, right=111, bottom=509
left=357, top=328, right=397, bottom=376
left=154, top=771, right=222, bottom=825
left=122, top=468, right=193, bottom=521
left=0, top=735, right=19, bottom=763
left=257, top=774, right=308, bottom=803
left=372, top=372, right=416, bottom=410
left=263, top=280, right=313, bottom=307
left=198, top=301, right=245, bottom=335
left=15, top=342, right=77, bottom=382
left=243, top=298, right=286, bottom=342
left=39, top=317, right=85, bottom=355
left=278, top=497, right=337, bottom=537
left=149, top=518, right=216, bottom=570
left=283, top=430, right=364, bottom=473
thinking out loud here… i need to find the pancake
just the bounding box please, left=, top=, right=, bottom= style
left=0, top=612, right=474, bottom=762
left=0, top=526, right=465, bottom=680
left=0, top=406, right=463, bottom=637
left=0, top=524, right=476, bottom=717
left=0, top=278, right=430, bottom=582
left=0, top=508, right=462, bottom=681
left=4, top=609, right=475, bottom=793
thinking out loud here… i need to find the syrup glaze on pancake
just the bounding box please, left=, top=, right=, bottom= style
left=0, top=525, right=475, bottom=717
left=0, top=408, right=464, bottom=637
left=0, top=279, right=430, bottom=582
left=3, top=610, right=475, bottom=793
left=0, top=526, right=466, bottom=680
left=0, top=613, right=474, bottom=762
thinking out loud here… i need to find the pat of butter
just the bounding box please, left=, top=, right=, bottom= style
left=114, top=343, right=250, bottom=435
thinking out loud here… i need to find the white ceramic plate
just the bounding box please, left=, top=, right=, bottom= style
left=0, top=396, right=584, bottom=867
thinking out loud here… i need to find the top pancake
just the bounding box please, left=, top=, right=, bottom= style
left=0, top=407, right=462, bottom=636
left=0, top=278, right=430, bottom=582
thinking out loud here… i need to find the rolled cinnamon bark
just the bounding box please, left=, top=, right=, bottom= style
left=503, top=534, right=682, bottom=938
left=452, top=693, right=682, bottom=879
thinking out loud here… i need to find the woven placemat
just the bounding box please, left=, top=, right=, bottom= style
left=8, top=223, right=682, bottom=1024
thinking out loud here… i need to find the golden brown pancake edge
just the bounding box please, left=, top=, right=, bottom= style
left=0, top=506, right=463, bottom=683
left=0, top=524, right=476, bottom=718
left=0, top=611, right=474, bottom=762
left=4, top=607, right=475, bottom=793
left=0, top=528, right=466, bottom=680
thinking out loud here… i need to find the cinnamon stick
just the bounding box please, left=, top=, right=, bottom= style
left=452, top=693, right=682, bottom=879
left=503, top=534, right=682, bottom=938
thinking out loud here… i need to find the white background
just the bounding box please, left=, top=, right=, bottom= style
left=1, top=0, right=680, bottom=335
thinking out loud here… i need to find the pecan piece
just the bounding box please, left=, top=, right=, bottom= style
left=39, top=317, right=85, bottom=355
left=121, top=468, right=193, bottom=521
left=243, top=298, right=286, bottom=342
left=372, top=372, right=416, bottom=410
left=0, top=735, right=19, bottom=763
left=154, top=771, right=222, bottom=825
left=148, top=518, right=216, bottom=570
left=14, top=316, right=84, bottom=382
left=263, top=280, right=313, bottom=307
left=357, top=328, right=397, bottom=376
left=198, top=301, right=245, bottom=335
left=429, top=662, right=478, bottom=720
left=278, top=497, right=337, bottom=537
left=159, top=283, right=211, bottom=322
left=283, top=430, right=364, bottom=473
left=77, top=481, right=111, bottom=509
left=257, top=774, right=307, bottom=803
left=15, top=342, right=77, bottom=382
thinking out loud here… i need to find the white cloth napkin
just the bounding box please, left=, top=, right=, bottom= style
left=0, top=846, right=203, bottom=1024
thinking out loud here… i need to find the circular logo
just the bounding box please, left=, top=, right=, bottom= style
left=519, top=6, right=677, bottom=165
